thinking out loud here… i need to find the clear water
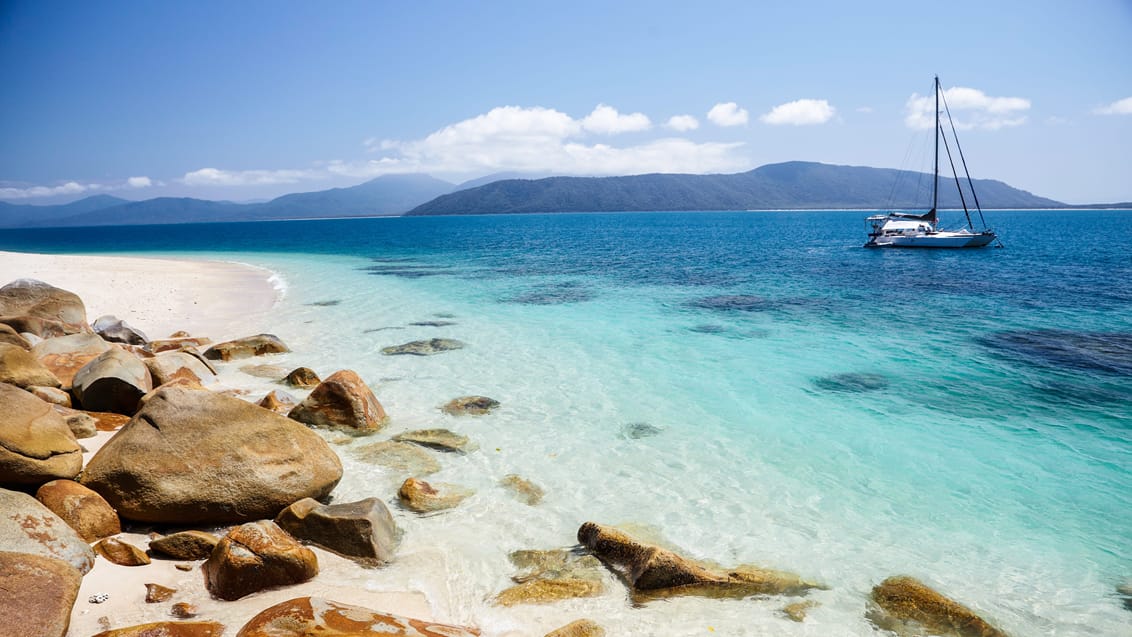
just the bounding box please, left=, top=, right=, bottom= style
left=4, top=210, right=1130, bottom=635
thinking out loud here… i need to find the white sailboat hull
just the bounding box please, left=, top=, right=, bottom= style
left=868, top=230, right=997, bottom=248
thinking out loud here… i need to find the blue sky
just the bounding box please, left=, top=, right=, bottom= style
left=1, top=0, right=1130, bottom=204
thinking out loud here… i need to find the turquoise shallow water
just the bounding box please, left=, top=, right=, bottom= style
left=3, top=210, right=1130, bottom=634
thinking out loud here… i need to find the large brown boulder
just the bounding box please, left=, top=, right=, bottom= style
left=35, top=479, right=121, bottom=541
left=234, top=596, right=481, bottom=637
left=0, top=551, right=83, bottom=637
left=204, top=521, right=318, bottom=601
left=275, top=497, right=399, bottom=566
left=203, top=333, right=290, bottom=361
left=0, top=488, right=95, bottom=574
left=0, top=279, right=89, bottom=337
left=92, top=623, right=224, bottom=637
left=30, top=332, right=112, bottom=388
left=0, top=384, right=81, bottom=486
left=81, top=385, right=342, bottom=524
left=72, top=347, right=153, bottom=414
left=869, top=575, right=1009, bottom=637
left=0, top=342, right=61, bottom=388
left=0, top=323, right=31, bottom=349
left=288, top=369, right=388, bottom=433
left=577, top=522, right=823, bottom=601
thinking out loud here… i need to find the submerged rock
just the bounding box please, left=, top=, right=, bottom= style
left=621, top=422, right=663, bottom=439
left=687, top=294, right=773, bottom=312
left=397, top=477, right=472, bottom=513
left=578, top=522, right=823, bottom=601
left=409, top=320, right=457, bottom=327
left=393, top=428, right=470, bottom=452
left=502, top=283, right=597, bottom=305
left=203, top=333, right=290, bottom=361
left=868, top=575, right=1008, bottom=637
left=352, top=441, right=440, bottom=478
left=544, top=620, right=605, bottom=637
left=978, top=329, right=1132, bottom=375
left=236, top=597, right=481, bottom=637
left=305, top=299, right=341, bottom=306
left=812, top=372, right=890, bottom=393
left=500, top=474, right=544, bottom=505
left=240, top=363, right=289, bottom=379
left=494, top=549, right=605, bottom=606
left=381, top=338, right=466, bottom=356
left=441, top=395, right=500, bottom=416
left=782, top=599, right=819, bottom=622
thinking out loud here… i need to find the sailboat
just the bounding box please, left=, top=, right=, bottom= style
left=865, top=76, right=999, bottom=248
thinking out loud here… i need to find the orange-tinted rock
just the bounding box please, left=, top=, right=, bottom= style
left=0, top=551, right=82, bottom=637
left=0, top=323, right=31, bottom=349
left=145, top=583, right=176, bottom=603
left=95, top=537, right=151, bottom=566
left=149, top=530, right=220, bottom=560
left=440, top=395, right=499, bottom=416
left=257, top=389, right=298, bottom=414
left=35, top=479, right=120, bottom=541
left=288, top=369, right=387, bottom=433
left=144, top=351, right=216, bottom=386
left=234, top=596, right=480, bottom=637
left=544, top=620, right=605, bottom=637
left=204, top=521, right=318, bottom=601
left=146, top=336, right=212, bottom=353
left=171, top=602, right=199, bottom=618
left=91, top=622, right=224, bottom=637
left=284, top=366, right=320, bottom=388
left=31, top=332, right=111, bottom=388
left=203, top=333, right=289, bottom=361
left=88, top=409, right=131, bottom=431
left=0, top=488, right=96, bottom=574
left=869, top=575, right=1009, bottom=637
left=397, top=477, right=472, bottom=513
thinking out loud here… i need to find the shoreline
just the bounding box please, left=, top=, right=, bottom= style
left=0, top=250, right=282, bottom=340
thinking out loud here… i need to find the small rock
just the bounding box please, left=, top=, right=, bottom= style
left=622, top=422, right=663, bottom=439
left=441, top=395, right=500, bottom=416
left=257, top=389, right=298, bottom=413
left=284, top=366, right=320, bottom=388
left=175, top=563, right=193, bottom=571
left=52, top=405, right=98, bottom=439
left=29, top=385, right=72, bottom=407
left=170, top=602, right=198, bottom=618
left=275, top=497, right=400, bottom=566
left=398, top=477, right=472, bottom=513
left=92, top=315, right=148, bottom=345
left=203, top=520, right=318, bottom=601
left=89, top=593, right=110, bottom=604
left=145, top=336, right=212, bottom=353
left=35, top=479, right=121, bottom=542
left=544, top=619, right=605, bottom=637
left=95, top=537, right=151, bottom=566
left=145, top=583, right=176, bottom=603
left=149, top=530, right=220, bottom=560
left=393, top=428, right=470, bottom=452
left=500, top=474, right=544, bottom=505
left=381, top=338, right=465, bottom=356
left=203, top=333, right=290, bottom=361
left=288, top=369, right=387, bottom=434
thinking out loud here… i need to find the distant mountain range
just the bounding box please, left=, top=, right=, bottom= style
left=0, top=161, right=1113, bottom=229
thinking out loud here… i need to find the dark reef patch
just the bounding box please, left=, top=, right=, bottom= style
left=305, top=299, right=341, bottom=307
left=688, top=324, right=728, bottom=334
left=410, top=321, right=457, bottom=327
left=813, top=372, right=890, bottom=393
left=621, top=422, right=664, bottom=439
left=978, top=330, right=1132, bottom=375
left=501, top=282, right=597, bottom=305
left=359, top=263, right=455, bottom=278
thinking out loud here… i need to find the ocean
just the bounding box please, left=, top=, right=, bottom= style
left=3, top=209, right=1130, bottom=635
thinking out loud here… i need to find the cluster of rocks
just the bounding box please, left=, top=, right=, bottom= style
left=3, top=278, right=1112, bottom=636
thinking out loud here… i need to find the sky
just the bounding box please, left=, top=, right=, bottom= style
left=1, top=0, right=1130, bottom=205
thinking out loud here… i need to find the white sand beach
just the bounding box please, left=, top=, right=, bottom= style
left=0, top=251, right=282, bottom=340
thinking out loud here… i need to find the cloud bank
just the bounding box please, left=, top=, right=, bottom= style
left=0, top=176, right=153, bottom=200
left=905, top=86, right=1031, bottom=130
left=760, top=99, right=836, bottom=125
left=1094, top=96, right=1132, bottom=115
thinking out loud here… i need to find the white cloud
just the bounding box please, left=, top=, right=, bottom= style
left=905, top=86, right=1030, bottom=130
left=665, top=114, right=699, bottom=131
left=127, top=176, right=152, bottom=188
left=1094, top=96, right=1132, bottom=115
left=581, top=104, right=651, bottom=134
left=352, top=104, right=748, bottom=178
left=707, top=102, right=749, bottom=127
left=181, top=167, right=314, bottom=186
left=760, top=99, right=837, bottom=126
left=0, top=181, right=91, bottom=199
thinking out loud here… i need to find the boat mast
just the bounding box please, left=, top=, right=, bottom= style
left=931, top=75, right=939, bottom=224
